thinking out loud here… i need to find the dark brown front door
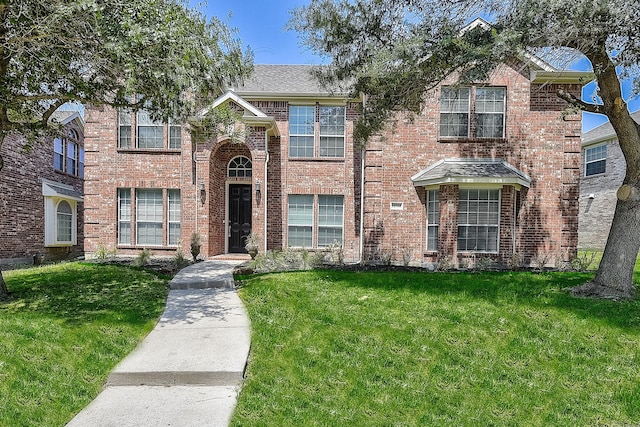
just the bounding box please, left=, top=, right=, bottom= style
left=229, top=184, right=252, bottom=253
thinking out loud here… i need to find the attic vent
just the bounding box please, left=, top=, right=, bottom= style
left=390, top=202, right=404, bottom=211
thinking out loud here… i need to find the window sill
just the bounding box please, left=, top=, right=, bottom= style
left=54, top=169, right=84, bottom=180
left=288, top=157, right=345, bottom=162
left=583, top=172, right=607, bottom=179
left=116, top=245, right=179, bottom=250
left=438, top=137, right=506, bottom=144
left=117, top=148, right=182, bottom=155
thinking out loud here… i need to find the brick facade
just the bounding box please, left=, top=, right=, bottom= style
left=84, top=62, right=583, bottom=268
left=0, top=114, right=84, bottom=264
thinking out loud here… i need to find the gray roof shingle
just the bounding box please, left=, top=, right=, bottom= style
left=583, top=110, right=640, bottom=145
left=234, top=64, right=349, bottom=97
left=411, top=158, right=531, bottom=188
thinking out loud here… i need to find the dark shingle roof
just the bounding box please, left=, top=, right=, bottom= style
left=583, top=110, right=640, bottom=145
left=411, top=158, right=531, bottom=188
left=234, top=64, right=349, bottom=97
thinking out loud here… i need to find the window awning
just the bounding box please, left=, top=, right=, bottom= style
left=42, top=181, right=83, bottom=201
left=411, top=158, right=531, bottom=188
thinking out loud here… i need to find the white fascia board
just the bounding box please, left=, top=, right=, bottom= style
left=530, top=69, right=594, bottom=84
left=413, top=175, right=530, bottom=189
left=199, top=90, right=268, bottom=118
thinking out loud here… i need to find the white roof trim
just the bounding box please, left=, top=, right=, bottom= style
left=199, top=90, right=268, bottom=118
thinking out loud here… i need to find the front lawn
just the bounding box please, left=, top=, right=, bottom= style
left=234, top=269, right=640, bottom=426
left=0, top=263, right=168, bottom=426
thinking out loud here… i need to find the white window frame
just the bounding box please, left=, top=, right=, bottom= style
left=118, top=109, right=182, bottom=150
left=287, top=194, right=314, bottom=247
left=117, top=188, right=132, bottom=245
left=440, top=86, right=506, bottom=139
left=475, top=87, right=506, bottom=139
left=457, top=188, right=501, bottom=253
left=319, top=106, right=345, bottom=158
left=289, top=105, right=315, bottom=158
left=168, top=189, right=181, bottom=246
left=584, top=143, right=607, bottom=177
left=440, top=87, right=470, bottom=138
left=426, top=189, right=439, bottom=252
left=55, top=200, right=74, bottom=244
left=318, top=195, right=344, bottom=247
left=43, top=197, right=78, bottom=247
left=136, top=189, right=163, bottom=246
left=228, top=156, right=253, bottom=178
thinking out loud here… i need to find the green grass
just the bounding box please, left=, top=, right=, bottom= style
left=233, top=269, right=640, bottom=426
left=0, top=262, right=168, bottom=426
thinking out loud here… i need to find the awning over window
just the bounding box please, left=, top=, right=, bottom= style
left=411, top=158, right=531, bottom=188
left=42, top=181, right=83, bottom=201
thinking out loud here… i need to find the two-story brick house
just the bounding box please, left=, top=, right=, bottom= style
left=578, top=111, right=640, bottom=250
left=84, top=56, right=586, bottom=267
left=0, top=111, right=85, bottom=265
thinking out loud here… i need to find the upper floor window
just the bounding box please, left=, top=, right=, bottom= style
left=228, top=156, right=252, bottom=178
left=585, top=144, right=607, bottom=176
left=53, top=128, right=84, bottom=178
left=118, top=109, right=181, bottom=150
left=289, top=104, right=345, bottom=158
left=440, top=86, right=506, bottom=139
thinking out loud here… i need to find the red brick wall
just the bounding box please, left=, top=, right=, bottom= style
left=363, top=63, right=582, bottom=266
left=0, top=121, right=84, bottom=261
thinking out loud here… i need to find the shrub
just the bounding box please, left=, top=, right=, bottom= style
left=134, top=248, right=153, bottom=267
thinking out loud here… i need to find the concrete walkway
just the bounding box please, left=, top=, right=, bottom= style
left=67, top=260, right=250, bottom=427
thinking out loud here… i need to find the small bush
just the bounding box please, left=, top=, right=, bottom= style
left=135, top=248, right=153, bottom=267
left=173, top=246, right=190, bottom=270
left=94, top=243, right=116, bottom=261
left=571, top=250, right=599, bottom=271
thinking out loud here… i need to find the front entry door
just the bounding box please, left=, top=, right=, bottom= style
left=228, top=184, right=252, bottom=253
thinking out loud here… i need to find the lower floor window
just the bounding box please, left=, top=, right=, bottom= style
left=457, top=189, right=500, bottom=252
left=56, top=201, right=73, bottom=243
left=117, top=188, right=180, bottom=246
left=426, top=190, right=439, bottom=251
left=288, top=194, right=344, bottom=248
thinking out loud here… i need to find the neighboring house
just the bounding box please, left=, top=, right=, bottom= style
left=0, top=111, right=85, bottom=265
left=578, top=111, right=640, bottom=250
left=84, top=53, right=587, bottom=268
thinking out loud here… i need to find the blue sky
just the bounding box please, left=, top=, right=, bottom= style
left=192, top=0, right=638, bottom=132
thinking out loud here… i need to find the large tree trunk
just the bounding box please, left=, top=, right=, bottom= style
left=0, top=270, right=9, bottom=300
left=569, top=46, right=640, bottom=300
left=572, top=191, right=640, bottom=299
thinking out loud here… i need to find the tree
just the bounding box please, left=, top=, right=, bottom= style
left=0, top=0, right=252, bottom=299
left=292, top=0, right=640, bottom=299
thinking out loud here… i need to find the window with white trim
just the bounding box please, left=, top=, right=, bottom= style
left=288, top=195, right=313, bottom=247
left=288, top=195, right=344, bottom=248
left=319, top=106, right=345, bottom=157
left=136, top=189, right=163, bottom=245
left=289, top=104, right=345, bottom=158
left=118, top=189, right=131, bottom=245
left=53, top=128, right=84, bottom=178
left=56, top=200, right=73, bottom=243
left=118, top=188, right=181, bottom=247
left=117, top=109, right=182, bottom=150
left=584, top=144, right=607, bottom=176
left=426, top=190, right=439, bottom=251
left=318, top=195, right=344, bottom=247
left=168, top=189, right=181, bottom=246
left=440, top=86, right=506, bottom=139
left=457, top=189, right=500, bottom=252
left=228, top=156, right=252, bottom=178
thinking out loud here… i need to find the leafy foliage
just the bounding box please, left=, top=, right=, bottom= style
left=0, top=0, right=252, bottom=164
left=292, top=0, right=640, bottom=298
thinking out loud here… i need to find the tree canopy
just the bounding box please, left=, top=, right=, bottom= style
left=0, top=0, right=252, bottom=169
left=293, top=0, right=640, bottom=299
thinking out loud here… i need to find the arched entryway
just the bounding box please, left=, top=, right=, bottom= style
left=227, top=156, right=253, bottom=253
left=208, top=142, right=254, bottom=256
